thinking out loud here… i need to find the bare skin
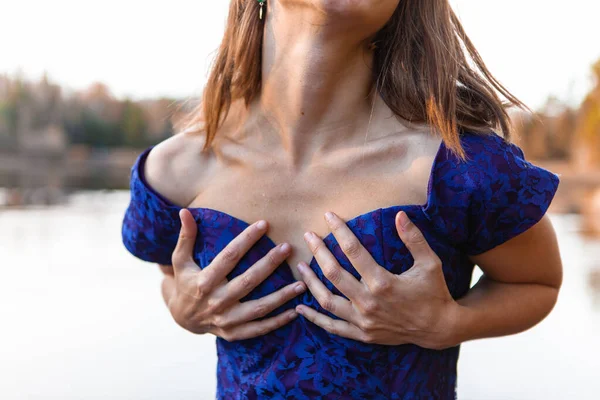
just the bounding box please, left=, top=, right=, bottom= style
left=145, top=0, right=441, bottom=280
left=150, top=0, right=563, bottom=346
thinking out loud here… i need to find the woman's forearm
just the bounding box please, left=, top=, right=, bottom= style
left=445, top=274, right=560, bottom=347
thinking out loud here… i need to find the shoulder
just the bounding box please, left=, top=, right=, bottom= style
left=143, top=127, right=217, bottom=207
left=459, top=129, right=526, bottom=166
left=425, top=129, right=561, bottom=254
left=429, top=130, right=513, bottom=202
left=122, top=128, right=214, bottom=264
left=455, top=130, right=561, bottom=255
left=435, top=129, right=554, bottom=189
left=455, top=130, right=560, bottom=197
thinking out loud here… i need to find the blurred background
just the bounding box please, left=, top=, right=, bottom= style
left=1, top=1, right=599, bottom=399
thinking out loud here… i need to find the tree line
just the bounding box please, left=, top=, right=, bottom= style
left=0, top=72, right=189, bottom=151
left=1, top=60, right=599, bottom=168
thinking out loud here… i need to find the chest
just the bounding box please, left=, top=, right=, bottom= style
left=189, top=136, right=443, bottom=279
left=193, top=202, right=473, bottom=303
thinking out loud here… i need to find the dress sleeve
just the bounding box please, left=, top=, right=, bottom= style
left=463, top=132, right=561, bottom=256
left=121, top=146, right=181, bottom=265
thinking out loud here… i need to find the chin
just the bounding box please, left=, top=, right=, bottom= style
left=283, top=0, right=400, bottom=30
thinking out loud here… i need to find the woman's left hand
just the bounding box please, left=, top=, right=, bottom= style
left=295, top=210, right=460, bottom=350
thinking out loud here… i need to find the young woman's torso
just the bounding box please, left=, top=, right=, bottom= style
left=146, top=100, right=444, bottom=277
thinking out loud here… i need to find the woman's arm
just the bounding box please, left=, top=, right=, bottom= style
left=446, top=214, right=562, bottom=346
left=294, top=210, right=562, bottom=349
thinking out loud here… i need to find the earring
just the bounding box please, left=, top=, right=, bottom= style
left=257, top=0, right=266, bottom=20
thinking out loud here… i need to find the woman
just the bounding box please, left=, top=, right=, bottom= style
left=122, top=0, right=563, bottom=398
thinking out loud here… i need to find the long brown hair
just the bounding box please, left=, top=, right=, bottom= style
left=178, top=0, right=530, bottom=161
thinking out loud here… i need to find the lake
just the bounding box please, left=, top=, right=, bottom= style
left=1, top=191, right=599, bottom=400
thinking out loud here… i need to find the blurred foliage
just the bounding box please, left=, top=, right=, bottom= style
left=1, top=59, right=599, bottom=166
left=578, top=60, right=600, bottom=142
left=0, top=73, right=185, bottom=151
left=121, top=100, right=148, bottom=147
left=514, top=58, right=600, bottom=168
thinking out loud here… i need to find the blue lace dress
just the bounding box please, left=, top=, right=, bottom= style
left=121, top=130, right=560, bottom=399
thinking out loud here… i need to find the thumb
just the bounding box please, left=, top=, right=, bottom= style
left=171, top=208, right=199, bottom=275
left=395, top=211, right=438, bottom=267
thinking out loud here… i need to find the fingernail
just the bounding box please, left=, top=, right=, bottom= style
left=256, top=220, right=267, bottom=229
left=324, top=211, right=334, bottom=222
left=289, top=310, right=298, bottom=319
left=303, top=232, right=314, bottom=242
left=295, top=283, right=305, bottom=294
left=296, top=306, right=304, bottom=315
left=279, top=243, right=291, bottom=253
left=297, top=262, right=306, bottom=273
left=399, top=211, right=410, bottom=231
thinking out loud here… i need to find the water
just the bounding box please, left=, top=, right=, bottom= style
left=1, top=192, right=599, bottom=400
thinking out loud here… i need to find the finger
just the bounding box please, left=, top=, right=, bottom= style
left=171, top=209, right=200, bottom=276
left=395, top=211, right=440, bottom=267
left=202, top=219, right=269, bottom=287
left=219, top=281, right=306, bottom=327
left=303, top=228, right=364, bottom=299
left=218, top=309, right=298, bottom=342
left=296, top=261, right=358, bottom=323
left=321, top=211, right=389, bottom=291
left=296, top=305, right=368, bottom=342
left=222, top=241, right=292, bottom=302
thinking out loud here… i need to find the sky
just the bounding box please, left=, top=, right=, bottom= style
left=2, top=0, right=599, bottom=110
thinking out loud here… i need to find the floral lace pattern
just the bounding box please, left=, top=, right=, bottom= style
left=121, top=130, right=560, bottom=399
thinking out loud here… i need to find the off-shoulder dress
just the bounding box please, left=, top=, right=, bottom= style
left=121, top=130, right=560, bottom=399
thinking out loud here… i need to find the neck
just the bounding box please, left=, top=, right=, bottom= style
left=248, top=1, right=391, bottom=166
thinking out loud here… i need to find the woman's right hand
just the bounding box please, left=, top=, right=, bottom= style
left=159, top=209, right=306, bottom=341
